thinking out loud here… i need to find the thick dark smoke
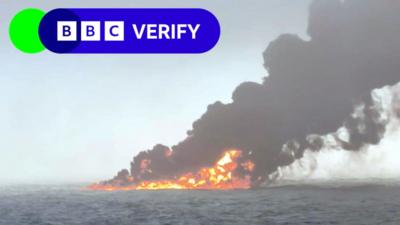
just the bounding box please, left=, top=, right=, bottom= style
left=108, top=0, right=400, bottom=186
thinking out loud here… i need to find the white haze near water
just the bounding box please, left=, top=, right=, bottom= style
left=271, top=83, right=400, bottom=184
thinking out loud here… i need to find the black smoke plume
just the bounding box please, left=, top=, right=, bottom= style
left=107, top=0, right=400, bottom=186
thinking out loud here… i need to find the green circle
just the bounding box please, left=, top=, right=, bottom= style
left=9, top=8, right=45, bottom=54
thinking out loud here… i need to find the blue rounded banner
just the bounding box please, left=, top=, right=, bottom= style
left=39, top=8, right=221, bottom=54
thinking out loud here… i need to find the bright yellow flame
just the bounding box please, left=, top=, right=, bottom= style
left=88, top=150, right=253, bottom=191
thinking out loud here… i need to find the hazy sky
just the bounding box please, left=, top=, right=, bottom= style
left=0, top=0, right=310, bottom=183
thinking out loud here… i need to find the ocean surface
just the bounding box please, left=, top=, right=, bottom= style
left=0, top=181, right=399, bottom=225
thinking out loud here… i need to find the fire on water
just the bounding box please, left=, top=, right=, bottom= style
left=88, top=150, right=255, bottom=191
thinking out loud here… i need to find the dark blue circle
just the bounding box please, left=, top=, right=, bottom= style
left=39, top=9, right=81, bottom=53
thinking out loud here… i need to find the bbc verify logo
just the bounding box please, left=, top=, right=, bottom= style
left=10, top=8, right=220, bottom=54
left=57, top=21, right=201, bottom=42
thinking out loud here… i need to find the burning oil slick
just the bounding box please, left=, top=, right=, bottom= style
left=89, top=0, right=400, bottom=191
left=88, top=150, right=255, bottom=190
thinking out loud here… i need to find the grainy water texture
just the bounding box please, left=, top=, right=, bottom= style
left=0, top=182, right=399, bottom=225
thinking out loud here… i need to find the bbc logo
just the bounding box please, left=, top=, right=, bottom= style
left=57, top=21, right=125, bottom=41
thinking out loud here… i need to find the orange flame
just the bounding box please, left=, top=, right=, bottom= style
left=88, top=150, right=254, bottom=191
left=241, top=160, right=255, bottom=172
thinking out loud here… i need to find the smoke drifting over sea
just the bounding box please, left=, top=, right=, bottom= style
left=272, top=84, right=400, bottom=183
left=98, top=0, right=400, bottom=188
